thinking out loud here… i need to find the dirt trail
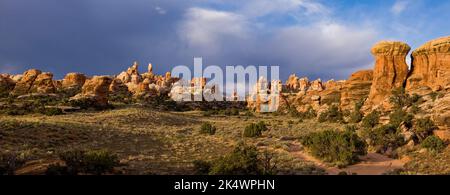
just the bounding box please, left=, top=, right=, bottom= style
left=290, top=144, right=408, bottom=175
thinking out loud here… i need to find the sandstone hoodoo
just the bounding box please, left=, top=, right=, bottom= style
left=365, top=41, right=411, bottom=109
left=406, top=36, right=450, bottom=92
left=70, top=76, right=113, bottom=107
left=29, top=72, right=56, bottom=94
left=62, top=73, right=86, bottom=90
left=10, top=69, right=42, bottom=96
left=340, top=70, right=373, bottom=110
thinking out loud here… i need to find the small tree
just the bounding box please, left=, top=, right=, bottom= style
left=200, top=122, right=217, bottom=135
left=362, top=110, right=380, bottom=128
left=413, top=117, right=437, bottom=142
left=421, top=135, right=446, bottom=152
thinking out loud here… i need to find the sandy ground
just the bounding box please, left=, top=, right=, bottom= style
left=291, top=143, right=409, bottom=175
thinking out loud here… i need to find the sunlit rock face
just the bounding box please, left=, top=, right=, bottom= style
left=340, top=70, right=373, bottom=111
left=365, top=41, right=410, bottom=110
left=406, top=36, right=450, bottom=92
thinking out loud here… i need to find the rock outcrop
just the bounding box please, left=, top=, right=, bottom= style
left=309, top=79, right=323, bottom=91
left=71, top=76, right=113, bottom=107
left=11, top=69, right=42, bottom=96
left=340, top=70, right=373, bottom=110
left=406, top=36, right=450, bottom=92
left=29, top=72, right=56, bottom=93
left=62, top=73, right=86, bottom=90
left=0, top=74, right=16, bottom=95
left=365, top=41, right=411, bottom=109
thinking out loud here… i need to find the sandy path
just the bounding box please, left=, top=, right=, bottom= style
left=290, top=144, right=408, bottom=175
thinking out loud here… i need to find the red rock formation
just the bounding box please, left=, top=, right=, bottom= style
left=0, top=74, right=16, bottom=95
left=365, top=41, right=411, bottom=109
left=309, top=79, right=323, bottom=91
left=71, top=76, right=113, bottom=107
left=62, top=73, right=86, bottom=89
left=29, top=72, right=56, bottom=93
left=340, top=70, right=373, bottom=110
left=406, top=36, right=450, bottom=91
left=11, top=69, right=42, bottom=95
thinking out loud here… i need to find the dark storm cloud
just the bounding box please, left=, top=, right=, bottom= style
left=2, top=0, right=448, bottom=81
left=0, top=0, right=197, bottom=78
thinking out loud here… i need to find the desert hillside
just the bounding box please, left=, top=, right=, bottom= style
left=1, top=36, right=450, bottom=175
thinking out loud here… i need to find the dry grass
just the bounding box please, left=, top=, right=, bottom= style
left=0, top=106, right=347, bottom=174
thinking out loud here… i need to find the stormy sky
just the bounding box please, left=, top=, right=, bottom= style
left=1, top=0, right=449, bottom=81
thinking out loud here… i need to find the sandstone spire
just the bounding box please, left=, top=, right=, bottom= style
left=365, top=41, right=410, bottom=108
left=406, top=36, right=450, bottom=91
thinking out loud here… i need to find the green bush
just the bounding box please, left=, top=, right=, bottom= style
left=192, top=160, right=212, bottom=175
left=389, top=109, right=413, bottom=128
left=348, top=100, right=364, bottom=123
left=244, top=124, right=262, bottom=138
left=365, top=124, right=405, bottom=153
left=344, top=125, right=358, bottom=132
left=56, top=149, right=120, bottom=175
left=207, top=143, right=276, bottom=175
left=317, top=105, right=343, bottom=123
left=421, top=135, right=446, bottom=152
left=389, top=87, right=420, bottom=109
left=362, top=110, right=380, bottom=128
left=40, top=107, right=64, bottom=116
left=300, top=130, right=367, bottom=167
left=243, top=122, right=268, bottom=138
left=200, top=122, right=217, bottom=135
left=413, top=117, right=437, bottom=142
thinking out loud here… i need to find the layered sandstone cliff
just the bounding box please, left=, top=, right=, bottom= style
left=406, top=36, right=450, bottom=92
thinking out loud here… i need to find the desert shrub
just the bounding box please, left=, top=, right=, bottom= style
left=57, top=149, right=120, bottom=175
left=203, top=110, right=219, bottom=116
left=45, top=164, right=70, bottom=175
left=293, top=107, right=317, bottom=120
left=223, top=108, right=240, bottom=116
left=348, top=100, right=364, bottom=123
left=410, top=104, right=421, bottom=114
left=429, top=92, right=438, bottom=101
left=199, top=122, right=217, bottom=135
left=421, top=135, right=446, bottom=152
left=0, top=153, right=27, bottom=175
left=243, top=122, right=268, bottom=138
left=40, top=107, right=64, bottom=116
left=317, top=105, right=343, bottom=123
left=344, top=125, right=358, bottom=132
left=413, top=117, right=437, bottom=142
left=389, top=109, right=414, bottom=128
left=208, top=143, right=276, bottom=175
left=243, top=111, right=255, bottom=117
left=300, top=130, right=367, bottom=167
left=362, top=110, right=380, bottom=128
left=389, top=87, right=420, bottom=109
left=365, top=124, right=405, bottom=153
left=192, top=160, right=212, bottom=175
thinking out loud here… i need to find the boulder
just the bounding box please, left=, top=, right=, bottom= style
left=406, top=36, right=450, bottom=91
left=285, top=74, right=300, bottom=91
left=365, top=41, right=411, bottom=109
left=10, top=69, right=42, bottom=95
left=340, top=70, right=373, bottom=110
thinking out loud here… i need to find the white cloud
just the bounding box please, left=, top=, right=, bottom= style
left=178, top=8, right=250, bottom=54
left=391, top=0, right=410, bottom=15
left=155, top=6, right=166, bottom=15
left=238, top=0, right=329, bottom=17
left=177, top=2, right=380, bottom=80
